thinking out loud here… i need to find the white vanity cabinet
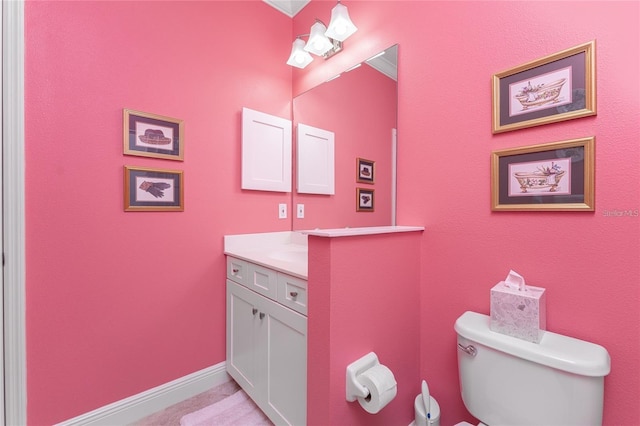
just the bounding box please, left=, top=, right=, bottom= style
left=226, top=256, right=307, bottom=426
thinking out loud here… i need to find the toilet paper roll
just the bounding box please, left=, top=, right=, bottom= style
left=356, top=364, right=397, bottom=414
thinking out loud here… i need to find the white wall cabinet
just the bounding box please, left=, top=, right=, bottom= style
left=241, top=107, right=292, bottom=192
left=226, top=257, right=307, bottom=425
left=297, top=123, right=335, bottom=195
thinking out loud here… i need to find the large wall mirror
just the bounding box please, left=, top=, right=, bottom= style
left=292, top=44, right=398, bottom=230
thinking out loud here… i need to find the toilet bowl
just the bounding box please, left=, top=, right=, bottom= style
left=453, top=311, right=610, bottom=425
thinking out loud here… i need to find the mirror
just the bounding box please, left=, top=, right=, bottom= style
left=292, top=44, right=398, bottom=230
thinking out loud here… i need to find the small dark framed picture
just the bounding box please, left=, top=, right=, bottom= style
left=491, top=137, right=594, bottom=211
left=492, top=40, right=596, bottom=133
left=124, top=166, right=184, bottom=211
left=124, top=109, right=184, bottom=160
left=356, top=158, right=375, bottom=184
left=356, top=188, right=375, bottom=212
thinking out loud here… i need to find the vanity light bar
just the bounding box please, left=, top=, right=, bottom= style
left=287, top=1, right=357, bottom=69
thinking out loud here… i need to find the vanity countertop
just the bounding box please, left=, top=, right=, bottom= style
left=224, top=227, right=424, bottom=279
left=224, top=231, right=308, bottom=279
left=301, top=225, right=424, bottom=238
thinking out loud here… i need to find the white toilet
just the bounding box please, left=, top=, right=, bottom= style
left=454, top=311, right=611, bottom=426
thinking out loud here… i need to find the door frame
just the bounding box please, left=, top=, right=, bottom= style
left=3, top=0, right=27, bottom=424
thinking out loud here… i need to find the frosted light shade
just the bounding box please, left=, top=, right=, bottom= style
left=325, top=2, right=357, bottom=42
left=287, top=38, right=313, bottom=68
left=304, top=21, right=333, bottom=56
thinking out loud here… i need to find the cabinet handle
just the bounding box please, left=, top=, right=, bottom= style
left=232, top=268, right=239, bottom=273
left=290, top=291, right=298, bottom=299
left=259, top=312, right=265, bottom=320
left=252, top=308, right=258, bottom=315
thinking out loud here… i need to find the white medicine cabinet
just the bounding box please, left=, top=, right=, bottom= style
left=241, top=107, right=292, bottom=192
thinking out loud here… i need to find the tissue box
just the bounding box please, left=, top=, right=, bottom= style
left=490, top=282, right=546, bottom=343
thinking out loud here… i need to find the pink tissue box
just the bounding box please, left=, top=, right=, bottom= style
left=490, top=281, right=546, bottom=343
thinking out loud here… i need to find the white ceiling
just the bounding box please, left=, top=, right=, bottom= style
left=263, top=0, right=311, bottom=17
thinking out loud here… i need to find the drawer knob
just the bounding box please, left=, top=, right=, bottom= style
left=290, top=291, right=299, bottom=298
left=252, top=308, right=258, bottom=315
left=232, top=268, right=239, bottom=273
left=259, top=312, right=266, bottom=320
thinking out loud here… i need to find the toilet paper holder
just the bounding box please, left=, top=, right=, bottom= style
left=345, top=352, right=380, bottom=402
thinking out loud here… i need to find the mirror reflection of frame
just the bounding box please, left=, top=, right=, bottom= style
left=292, top=44, right=398, bottom=230
left=357, top=158, right=375, bottom=184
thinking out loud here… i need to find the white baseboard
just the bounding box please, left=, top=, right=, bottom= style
left=56, top=362, right=230, bottom=426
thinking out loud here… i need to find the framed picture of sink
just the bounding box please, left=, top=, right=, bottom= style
left=356, top=158, right=375, bottom=184
left=492, top=40, right=596, bottom=133
left=356, top=188, right=375, bottom=212
left=491, top=137, right=595, bottom=211
left=124, top=109, right=185, bottom=160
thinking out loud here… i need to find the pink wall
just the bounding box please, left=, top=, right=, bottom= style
left=307, top=232, right=422, bottom=425
left=293, top=1, right=639, bottom=425
left=24, top=2, right=293, bottom=424
left=23, top=1, right=639, bottom=425
left=292, top=64, right=395, bottom=229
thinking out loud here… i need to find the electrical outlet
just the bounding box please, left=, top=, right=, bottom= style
left=297, top=204, right=305, bottom=218
left=278, top=203, right=287, bottom=219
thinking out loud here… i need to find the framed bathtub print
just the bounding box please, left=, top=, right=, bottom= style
left=491, top=137, right=594, bottom=211
left=124, top=166, right=184, bottom=211
left=124, top=109, right=184, bottom=160
left=356, top=188, right=375, bottom=212
left=492, top=40, right=596, bottom=133
left=356, top=158, right=375, bottom=184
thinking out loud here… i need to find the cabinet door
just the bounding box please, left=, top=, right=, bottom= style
left=260, top=296, right=308, bottom=426
left=226, top=280, right=263, bottom=401
left=297, top=123, right=335, bottom=195
left=241, top=107, right=292, bottom=192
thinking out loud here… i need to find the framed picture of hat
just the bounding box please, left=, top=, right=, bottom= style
left=356, top=158, right=375, bottom=184
left=124, top=166, right=184, bottom=211
left=124, top=109, right=184, bottom=161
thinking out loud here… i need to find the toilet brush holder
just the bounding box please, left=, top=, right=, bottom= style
left=414, top=394, right=440, bottom=426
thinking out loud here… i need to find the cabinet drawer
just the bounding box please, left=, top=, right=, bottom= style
left=227, top=257, right=249, bottom=286
left=277, top=273, right=308, bottom=316
left=247, top=263, right=278, bottom=300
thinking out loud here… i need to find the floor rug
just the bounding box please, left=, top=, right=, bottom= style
left=179, top=389, right=271, bottom=426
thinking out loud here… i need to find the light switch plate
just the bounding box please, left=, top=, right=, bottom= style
left=279, top=203, right=287, bottom=219
left=297, top=204, right=304, bottom=218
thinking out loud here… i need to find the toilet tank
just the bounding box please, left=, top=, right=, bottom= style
left=455, top=311, right=610, bottom=426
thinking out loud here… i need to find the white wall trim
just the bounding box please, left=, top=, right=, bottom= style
left=2, top=1, right=27, bottom=425
left=56, top=363, right=230, bottom=426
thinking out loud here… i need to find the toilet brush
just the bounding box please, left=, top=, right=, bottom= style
left=421, top=380, right=431, bottom=425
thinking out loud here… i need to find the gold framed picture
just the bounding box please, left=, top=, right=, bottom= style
left=124, top=166, right=184, bottom=212
left=491, top=137, right=594, bottom=211
left=124, top=109, right=184, bottom=160
left=492, top=40, right=596, bottom=133
left=356, top=188, right=374, bottom=212
left=356, top=158, right=375, bottom=184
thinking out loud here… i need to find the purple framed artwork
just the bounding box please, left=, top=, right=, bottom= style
left=491, top=137, right=594, bottom=211
left=124, top=166, right=184, bottom=211
left=124, top=109, right=184, bottom=160
left=492, top=41, right=596, bottom=133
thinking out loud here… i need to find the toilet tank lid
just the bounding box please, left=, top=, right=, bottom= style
left=454, top=311, right=611, bottom=377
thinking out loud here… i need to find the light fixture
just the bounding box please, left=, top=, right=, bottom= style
left=325, top=1, right=358, bottom=42
left=304, top=21, right=334, bottom=56
left=287, top=38, right=313, bottom=69
left=286, top=1, right=357, bottom=69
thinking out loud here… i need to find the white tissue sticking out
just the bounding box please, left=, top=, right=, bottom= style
left=503, top=269, right=526, bottom=291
